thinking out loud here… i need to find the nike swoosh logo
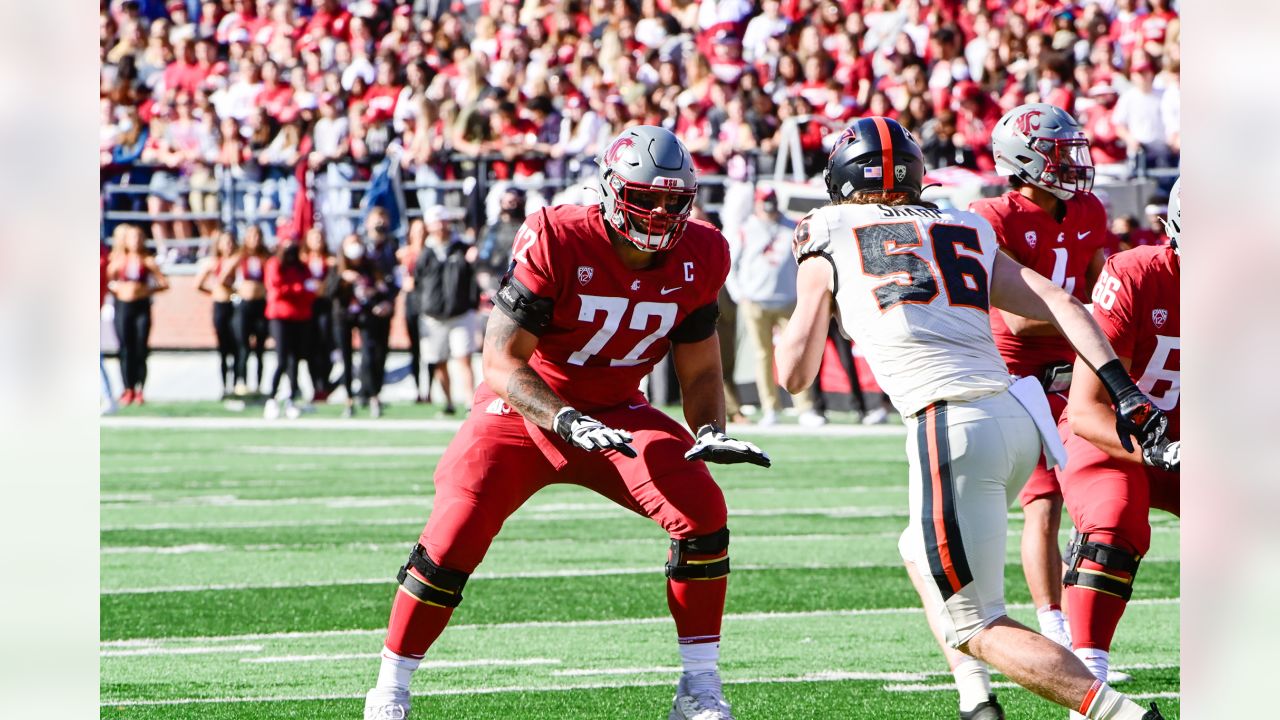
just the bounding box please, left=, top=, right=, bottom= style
left=628, top=403, right=646, bottom=410
left=659, top=286, right=681, bottom=295
left=1077, top=231, right=1092, bottom=239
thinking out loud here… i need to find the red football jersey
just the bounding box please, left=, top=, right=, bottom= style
left=507, top=204, right=730, bottom=412
left=1089, top=244, right=1180, bottom=439
left=970, top=190, right=1109, bottom=375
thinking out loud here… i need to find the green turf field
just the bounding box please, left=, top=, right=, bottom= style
left=100, top=414, right=1179, bottom=719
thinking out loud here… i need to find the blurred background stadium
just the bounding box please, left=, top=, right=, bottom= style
left=98, top=0, right=1180, bottom=717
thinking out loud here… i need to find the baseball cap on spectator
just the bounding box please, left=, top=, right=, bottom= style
left=755, top=187, right=778, bottom=212
left=1089, top=82, right=1118, bottom=97
left=394, top=4, right=412, bottom=16
left=423, top=205, right=447, bottom=224
left=953, top=81, right=981, bottom=104
left=167, top=0, right=187, bottom=14
left=565, top=94, right=584, bottom=110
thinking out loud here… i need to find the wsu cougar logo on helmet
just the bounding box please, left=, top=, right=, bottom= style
left=1015, top=109, right=1044, bottom=136
left=605, top=137, right=636, bottom=166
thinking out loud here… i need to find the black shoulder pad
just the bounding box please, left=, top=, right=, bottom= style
left=494, top=276, right=554, bottom=336
left=669, top=301, right=720, bottom=344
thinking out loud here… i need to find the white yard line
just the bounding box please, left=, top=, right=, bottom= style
left=552, top=666, right=682, bottom=677
left=241, top=655, right=560, bottom=668
left=100, top=532, right=906, bottom=556
left=242, top=446, right=447, bottom=456
left=100, top=505, right=911, bottom=532
left=885, top=681, right=1179, bottom=699
left=101, top=415, right=907, bottom=437
left=100, top=556, right=1180, bottom=595
left=100, top=644, right=263, bottom=658
left=98, top=669, right=1179, bottom=707
left=100, top=598, right=1180, bottom=649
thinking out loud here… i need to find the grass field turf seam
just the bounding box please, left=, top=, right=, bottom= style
left=101, top=418, right=1179, bottom=718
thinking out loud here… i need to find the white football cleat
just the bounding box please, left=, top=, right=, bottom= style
left=756, top=411, right=778, bottom=427
left=1107, top=668, right=1133, bottom=683
left=364, top=687, right=410, bottom=719
left=797, top=410, right=828, bottom=427
left=263, top=398, right=280, bottom=420
left=862, top=407, right=889, bottom=425
left=283, top=399, right=301, bottom=420
left=669, top=671, right=734, bottom=720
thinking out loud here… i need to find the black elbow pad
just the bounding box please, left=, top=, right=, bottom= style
left=494, top=276, right=554, bottom=336
left=669, top=301, right=720, bottom=344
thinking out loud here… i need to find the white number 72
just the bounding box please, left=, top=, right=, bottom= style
left=567, top=295, right=678, bottom=366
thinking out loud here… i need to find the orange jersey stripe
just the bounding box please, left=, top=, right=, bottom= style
left=926, top=406, right=963, bottom=594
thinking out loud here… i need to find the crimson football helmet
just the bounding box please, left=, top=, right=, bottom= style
left=598, top=125, right=698, bottom=252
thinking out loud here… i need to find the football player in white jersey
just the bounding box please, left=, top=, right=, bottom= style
left=775, top=117, right=1169, bottom=720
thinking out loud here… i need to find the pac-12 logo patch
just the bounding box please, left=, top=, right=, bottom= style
left=577, top=265, right=594, bottom=286
left=894, top=165, right=907, bottom=182
left=1025, top=231, right=1037, bottom=248
left=1152, top=308, right=1168, bottom=328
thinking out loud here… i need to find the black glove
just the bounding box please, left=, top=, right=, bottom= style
left=1143, top=438, right=1180, bottom=472
left=1097, top=359, right=1168, bottom=453
left=554, top=407, right=637, bottom=458
left=684, top=425, right=771, bottom=468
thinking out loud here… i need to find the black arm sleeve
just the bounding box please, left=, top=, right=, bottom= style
left=668, top=301, right=720, bottom=344
left=493, top=275, right=555, bottom=336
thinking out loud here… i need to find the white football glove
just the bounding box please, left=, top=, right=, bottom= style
left=685, top=424, right=771, bottom=468
left=554, top=407, right=637, bottom=458
left=1142, top=438, right=1179, bottom=472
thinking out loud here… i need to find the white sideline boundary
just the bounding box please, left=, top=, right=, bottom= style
left=99, top=668, right=1180, bottom=707
left=100, top=557, right=1180, bottom=595
left=242, top=655, right=561, bottom=668
left=101, top=415, right=908, bottom=437
left=100, top=505, right=911, bottom=532
left=100, top=598, right=1180, bottom=649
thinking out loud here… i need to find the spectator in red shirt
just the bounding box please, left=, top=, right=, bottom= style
left=951, top=80, right=1000, bottom=170
left=255, top=60, right=295, bottom=120
left=163, top=37, right=210, bottom=95
left=263, top=239, right=316, bottom=419
left=1140, top=0, right=1179, bottom=55
left=1082, top=82, right=1126, bottom=167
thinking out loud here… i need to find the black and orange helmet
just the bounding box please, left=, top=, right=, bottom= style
left=823, top=117, right=926, bottom=203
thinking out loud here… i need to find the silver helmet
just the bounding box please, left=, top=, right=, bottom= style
left=1165, top=177, right=1181, bottom=254
left=992, top=103, right=1094, bottom=201
left=598, top=125, right=698, bottom=252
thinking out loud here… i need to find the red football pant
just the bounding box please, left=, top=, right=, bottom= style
left=1058, top=430, right=1180, bottom=652
left=384, top=391, right=729, bottom=659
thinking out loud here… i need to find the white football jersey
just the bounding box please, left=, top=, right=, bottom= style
left=795, top=202, right=1012, bottom=416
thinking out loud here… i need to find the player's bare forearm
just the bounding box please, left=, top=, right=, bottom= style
left=990, top=252, right=1118, bottom=371
left=778, top=258, right=834, bottom=394
left=482, top=308, right=565, bottom=430
left=1067, top=355, right=1144, bottom=463
left=672, top=335, right=727, bottom=431
left=997, top=309, right=1059, bottom=337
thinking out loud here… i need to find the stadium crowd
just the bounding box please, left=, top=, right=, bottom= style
left=99, top=0, right=1180, bottom=417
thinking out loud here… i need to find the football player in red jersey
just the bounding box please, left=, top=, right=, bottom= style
left=363, top=126, right=769, bottom=720
left=970, top=103, right=1110, bottom=663
left=1056, top=178, right=1181, bottom=697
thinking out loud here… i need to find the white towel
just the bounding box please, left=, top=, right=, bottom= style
left=1008, top=375, right=1069, bottom=470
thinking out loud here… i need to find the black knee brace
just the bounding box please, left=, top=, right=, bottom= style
left=1063, top=533, right=1142, bottom=601
left=665, top=527, right=730, bottom=580
left=396, top=544, right=470, bottom=608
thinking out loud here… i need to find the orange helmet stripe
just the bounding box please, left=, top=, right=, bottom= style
left=871, top=117, right=895, bottom=192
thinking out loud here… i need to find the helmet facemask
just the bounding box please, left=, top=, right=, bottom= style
left=604, top=170, right=696, bottom=252
left=1025, top=135, right=1095, bottom=200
